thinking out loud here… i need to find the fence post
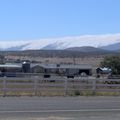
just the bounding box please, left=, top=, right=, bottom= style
left=92, top=79, right=96, bottom=95
left=3, top=78, right=7, bottom=97
left=34, top=78, right=38, bottom=96
left=64, top=79, right=68, bottom=96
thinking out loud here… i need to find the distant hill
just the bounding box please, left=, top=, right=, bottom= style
left=65, top=46, right=109, bottom=53
left=2, top=49, right=117, bottom=58
left=100, top=42, right=120, bottom=51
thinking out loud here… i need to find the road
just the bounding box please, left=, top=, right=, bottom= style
left=0, top=96, right=120, bottom=119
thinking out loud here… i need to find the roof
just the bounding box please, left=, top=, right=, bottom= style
left=32, top=64, right=92, bottom=69
left=0, top=64, right=21, bottom=68
left=0, top=63, right=92, bottom=69
left=100, top=67, right=111, bottom=71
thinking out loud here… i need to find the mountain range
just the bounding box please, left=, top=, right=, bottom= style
left=1, top=33, right=120, bottom=52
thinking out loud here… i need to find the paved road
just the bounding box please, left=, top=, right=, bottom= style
left=0, top=96, right=120, bottom=120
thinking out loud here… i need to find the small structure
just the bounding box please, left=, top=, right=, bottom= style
left=96, top=67, right=112, bottom=78
left=22, top=61, right=31, bottom=73
left=96, top=67, right=112, bottom=74
left=31, top=64, right=44, bottom=73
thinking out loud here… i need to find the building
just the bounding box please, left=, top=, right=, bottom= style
left=0, top=63, right=93, bottom=77
left=0, top=64, right=22, bottom=77
left=96, top=67, right=112, bottom=74
left=0, top=64, right=21, bottom=72
left=96, top=67, right=112, bottom=78
left=31, top=64, right=92, bottom=77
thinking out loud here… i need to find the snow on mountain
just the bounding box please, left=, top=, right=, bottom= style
left=1, top=33, right=120, bottom=51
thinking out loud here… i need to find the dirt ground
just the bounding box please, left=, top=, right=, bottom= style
left=6, top=55, right=103, bottom=67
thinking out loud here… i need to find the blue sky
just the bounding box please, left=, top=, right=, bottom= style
left=0, top=0, right=120, bottom=41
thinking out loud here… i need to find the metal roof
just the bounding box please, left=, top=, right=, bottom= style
left=0, top=63, right=92, bottom=69
left=0, top=64, right=21, bottom=68
left=98, top=67, right=112, bottom=71
left=32, top=64, right=92, bottom=69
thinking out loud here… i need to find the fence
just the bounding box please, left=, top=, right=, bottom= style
left=0, top=76, right=120, bottom=96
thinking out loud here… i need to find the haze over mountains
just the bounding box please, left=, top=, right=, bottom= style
left=1, top=33, right=120, bottom=52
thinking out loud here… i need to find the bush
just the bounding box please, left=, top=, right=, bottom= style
left=74, top=90, right=81, bottom=96
left=101, top=56, right=120, bottom=75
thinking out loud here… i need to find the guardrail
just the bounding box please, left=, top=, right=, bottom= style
left=0, top=76, right=120, bottom=96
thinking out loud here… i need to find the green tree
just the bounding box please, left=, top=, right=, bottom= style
left=101, top=56, right=120, bottom=75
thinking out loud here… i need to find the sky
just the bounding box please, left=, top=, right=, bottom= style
left=0, top=0, right=120, bottom=41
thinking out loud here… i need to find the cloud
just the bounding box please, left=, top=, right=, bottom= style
left=0, top=33, right=120, bottom=50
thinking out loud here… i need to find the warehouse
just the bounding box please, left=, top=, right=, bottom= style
left=0, top=63, right=93, bottom=77
left=31, top=64, right=92, bottom=77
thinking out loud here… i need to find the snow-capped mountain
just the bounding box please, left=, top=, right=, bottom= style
left=1, top=33, right=120, bottom=51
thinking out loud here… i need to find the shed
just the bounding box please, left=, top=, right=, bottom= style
left=96, top=67, right=112, bottom=74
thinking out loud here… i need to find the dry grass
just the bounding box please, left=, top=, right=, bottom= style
left=6, top=55, right=103, bottom=67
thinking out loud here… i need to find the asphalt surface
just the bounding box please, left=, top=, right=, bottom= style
left=0, top=96, right=120, bottom=119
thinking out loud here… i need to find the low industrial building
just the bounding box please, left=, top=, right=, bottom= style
left=0, top=64, right=22, bottom=77
left=0, top=63, right=93, bottom=77
left=0, top=64, right=22, bottom=72
left=31, top=64, right=92, bottom=77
